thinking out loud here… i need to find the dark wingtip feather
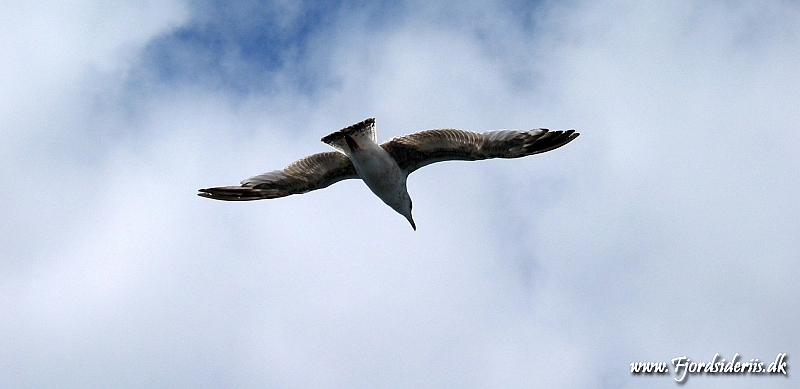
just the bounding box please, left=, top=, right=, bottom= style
left=197, top=186, right=267, bottom=201
left=524, top=129, right=579, bottom=155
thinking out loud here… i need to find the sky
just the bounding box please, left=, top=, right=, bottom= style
left=1, top=0, right=798, bottom=388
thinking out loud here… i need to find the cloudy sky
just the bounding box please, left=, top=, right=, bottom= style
left=1, top=0, right=798, bottom=388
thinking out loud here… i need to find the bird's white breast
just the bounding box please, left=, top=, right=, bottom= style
left=349, top=142, right=408, bottom=207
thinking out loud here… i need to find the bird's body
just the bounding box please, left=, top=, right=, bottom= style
left=322, top=120, right=415, bottom=228
left=198, top=118, right=579, bottom=229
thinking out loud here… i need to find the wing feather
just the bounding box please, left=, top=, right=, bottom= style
left=198, top=151, right=358, bottom=201
left=381, top=128, right=579, bottom=174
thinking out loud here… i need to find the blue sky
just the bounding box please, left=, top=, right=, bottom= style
left=1, top=1, right=798, bottom=388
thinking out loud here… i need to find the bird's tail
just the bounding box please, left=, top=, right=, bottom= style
left=320, top=118, right=377, bottom=152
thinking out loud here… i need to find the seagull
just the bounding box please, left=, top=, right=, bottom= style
left=198, top=118, right=579, bottom=230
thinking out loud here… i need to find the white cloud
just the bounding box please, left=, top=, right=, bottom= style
left=0, top=0, right=188, bottom=272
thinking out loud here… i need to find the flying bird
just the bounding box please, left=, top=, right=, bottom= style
left=198, top=118, right=579, bottom=230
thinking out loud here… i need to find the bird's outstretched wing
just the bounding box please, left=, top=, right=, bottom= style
left=198, top=151, right=358, bottom=201
left=381, top=128, right=579, bottom=174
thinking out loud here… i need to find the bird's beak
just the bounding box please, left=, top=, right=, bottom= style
left=407, top=215, right=416, bottom=231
